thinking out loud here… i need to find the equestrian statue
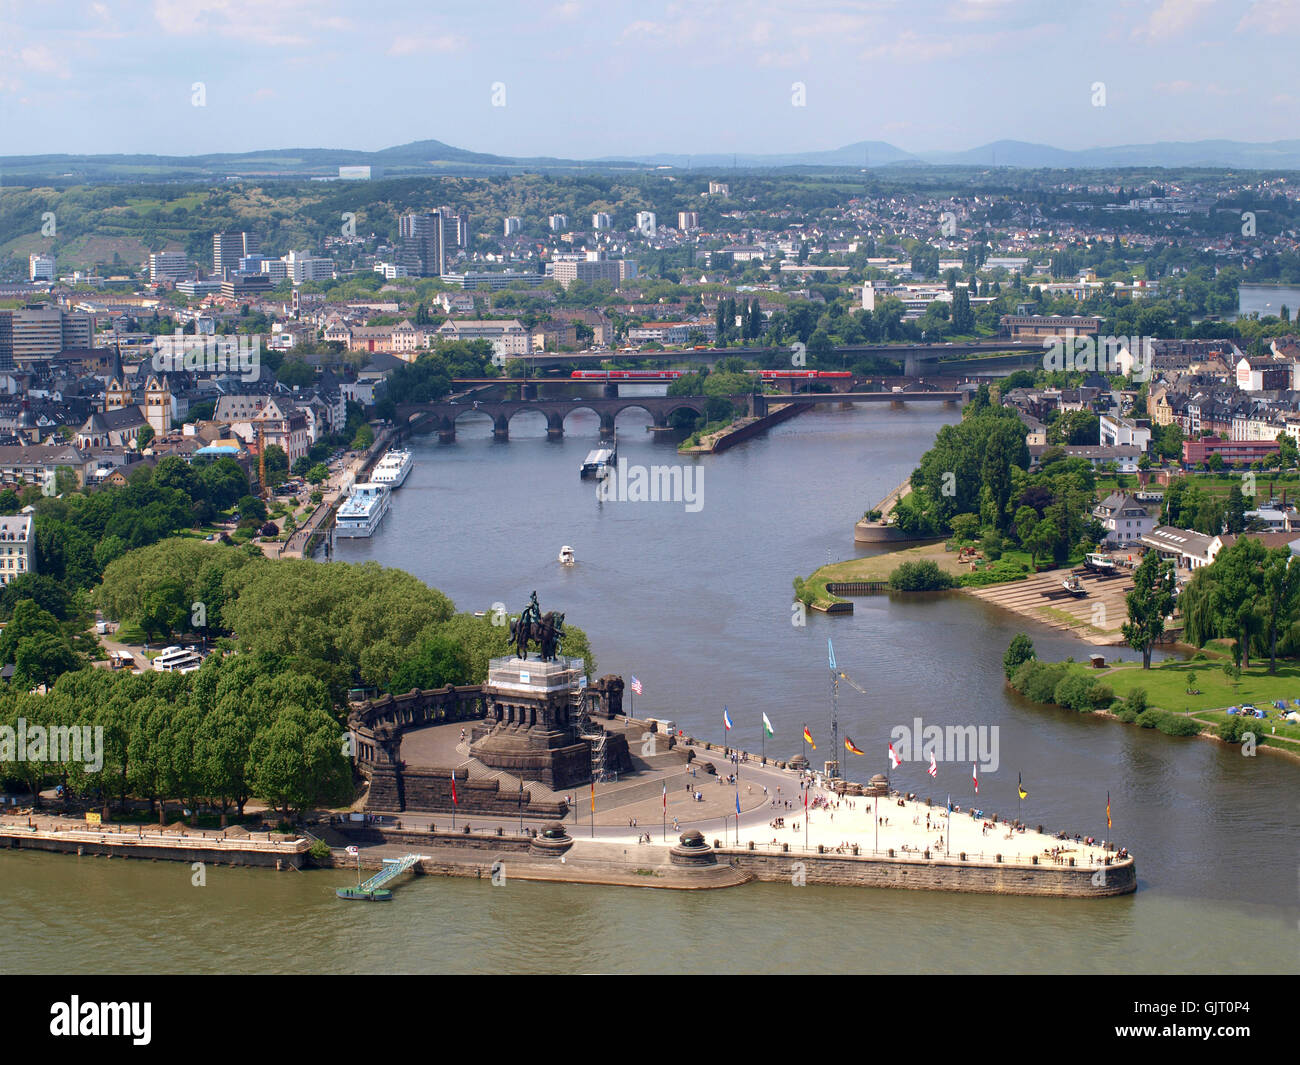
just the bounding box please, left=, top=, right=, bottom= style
left=509, top=590, right=565, bottom=662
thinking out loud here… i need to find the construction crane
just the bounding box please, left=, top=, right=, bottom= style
left=834, top=669, right=868, bottom=696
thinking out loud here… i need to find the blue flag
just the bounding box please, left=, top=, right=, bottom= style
left=946, top=794, right=953, bottom=812
left=735, top=792, right=741, bottom=815
left=828, top=638, right=836, bottom=671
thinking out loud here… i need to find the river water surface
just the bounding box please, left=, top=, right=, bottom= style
left=4, top=399, right=1297, bottom=974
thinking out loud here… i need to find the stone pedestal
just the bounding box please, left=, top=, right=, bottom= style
left=471, top=655, right=592, bottom=791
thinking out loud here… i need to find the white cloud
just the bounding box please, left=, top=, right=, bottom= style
left=388, top=33, right=466, bottom=56
left=19, top=44, right=71, bottom=78
left=1237, top=0, right=1300, bottom=34
left=1133, top=0, right=1215, bottom=39
left=152, top=0, right=314, bottom=46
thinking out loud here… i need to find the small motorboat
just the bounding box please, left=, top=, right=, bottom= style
left=558, top=545, right=576, bottom=566
left=1062, top=575, right=1087, bottom=597
left=1084, top=552, right=1116, bottom=573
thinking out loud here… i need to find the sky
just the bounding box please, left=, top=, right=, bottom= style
left=0, top=0, right=1296, bottom=159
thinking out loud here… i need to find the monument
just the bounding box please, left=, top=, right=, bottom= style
left=470, top=592, right=630, bottom=790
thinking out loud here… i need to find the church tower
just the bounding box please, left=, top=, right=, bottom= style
left=104, top=376, right=131, bottom=413
left=144, top=375, right=171, bottom=436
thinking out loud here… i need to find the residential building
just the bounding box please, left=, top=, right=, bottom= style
left=1099, top=414, right=1152, bottom=451
left=284, top=251, right=335, bottom=283
left=149, top=252, right=190, bottom=284
left=29, top=255, right=55, bottom=282
left=397, top=212, right=444, bottom=277
left=635, top=211, right=656, bottom=237
left=678, top=211, right=699, bottom=231
left=504, top=216, right=523, bottom=236
left=0, top=514, right=36, bottom=586
left=1140, top=526, right=1221, bottom=570
left=549, top=214, right=568, bottom=231
left=592, top=213, right=612, bottom=230
left=1182, top=436, right=1280, bottom=467
left=435, top=319, right=531, bottom=355
left=1092, top=493, right=1155, bottom=547
left=213, top=232, right=260, bottom=278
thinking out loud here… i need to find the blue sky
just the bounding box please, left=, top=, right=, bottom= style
left=0, top=0, right=1295, bottom=158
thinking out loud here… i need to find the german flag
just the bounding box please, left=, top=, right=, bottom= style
left=844, top=736, right=865, bottom=755
left=803, top=725, right=816, bottom=749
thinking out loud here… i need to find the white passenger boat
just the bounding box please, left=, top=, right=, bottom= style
left=372, top=447, right=413, bottom=489
left=580, top=446, right=616, bottom=478
left=558, top=545, right=575, bottom=565
left=335, top=482, right=391, bottom=538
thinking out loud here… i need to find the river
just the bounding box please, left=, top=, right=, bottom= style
left=4, top=398, right=1297, bottom=974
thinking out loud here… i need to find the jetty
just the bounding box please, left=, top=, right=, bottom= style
left=337, top=852, right=424, bottom=901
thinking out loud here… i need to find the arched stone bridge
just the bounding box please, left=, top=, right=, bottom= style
left=397, top=393, right=756, bottom=441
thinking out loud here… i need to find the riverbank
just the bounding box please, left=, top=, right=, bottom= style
left=0, top=816, right=311, bottom=868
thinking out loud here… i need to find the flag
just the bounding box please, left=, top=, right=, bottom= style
left=450, top=770, right=458, bottom=805
left=723, top=706, right=733, bottom=731
left=630, top=675, right=642, bottom=695
left=804, top=787, right=808, bottom=811
left=827, top=638, right=836, bottom=671
left=803, top=725, right=815, bottom=749
left=735, top=791, right=741, bottom=816
left=946, top=794, right=952, bottom=812
left=972, top=763, right=979, bottom=794
left=662, top=782, right=667, bottom=810
left=1107, top=791, right=1112, bottom=829
left=928, top=751, right=938, bottom=779
left=845, top=736, right=864, bottom=755
left=888, top=743, right=902, bottom=769
left=1018, top=773, right=1027, bottom=801
left=762, top=712, right=775, bottom=738
left=591, top=781, right=595, bottom=813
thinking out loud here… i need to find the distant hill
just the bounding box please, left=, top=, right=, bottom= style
left=3, top=137, right=1300, bottom=182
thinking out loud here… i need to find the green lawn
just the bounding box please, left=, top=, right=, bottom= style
left=1103, top=657, right=1300, bottom=725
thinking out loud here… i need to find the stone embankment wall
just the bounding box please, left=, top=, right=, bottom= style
left=719, top=848, right=1136, bottom=897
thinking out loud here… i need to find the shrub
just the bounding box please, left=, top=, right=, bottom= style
left=1003, top=634, right=1036, bottom=680
left=1157, top=715, right=1202, bottom=737
left=1113, top=707, right=1138, bottom=724
left=1217, top=717, right=1254, bottom=744
left=889, top=560, right=957, bottom=592
left=1011, top=660, right=1070, bottom=704
left=1053, top=672, right=1100, bottom=713
left=1118, top=688, right=1147, bottom=716
left=1088, top=683, right=1114, bottom=709
left=1135, top=708, right=1165, bottom=729
left=308, top=839, right=332, bottom=863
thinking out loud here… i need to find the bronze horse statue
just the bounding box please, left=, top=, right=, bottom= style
left=509, top=610, right=565, bottom=662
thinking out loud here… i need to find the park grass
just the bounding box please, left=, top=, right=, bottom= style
left=797, top=541, right=956, bottom=607
left=1102, top=657, right=1300, bottom=727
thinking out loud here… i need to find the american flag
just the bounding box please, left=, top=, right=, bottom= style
left=630, top=676, right=643, bottom=695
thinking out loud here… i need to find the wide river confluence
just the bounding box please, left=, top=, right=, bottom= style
left=4, top=397, right=1296, bottom=974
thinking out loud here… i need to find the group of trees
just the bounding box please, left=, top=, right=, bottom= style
left=894, top=394, right=1107, bottom=567
left=94, top=542, right=596, bottom=702
left=1179, top=537, right=1300, bottom=672
left=0, top=657, right=349, bottom=820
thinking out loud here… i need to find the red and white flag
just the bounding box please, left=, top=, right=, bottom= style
left=972, top=763, right=979, bottom=794
left=450, top=770, right=458, bottom=805
left=888, top=743, right=902, bottom=769
left=662, top=782, right=667, bottom=810
left=928, top=751, right=938, bottom=779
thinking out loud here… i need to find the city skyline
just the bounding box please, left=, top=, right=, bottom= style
left=0, top=0, right=1296, bottom=160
